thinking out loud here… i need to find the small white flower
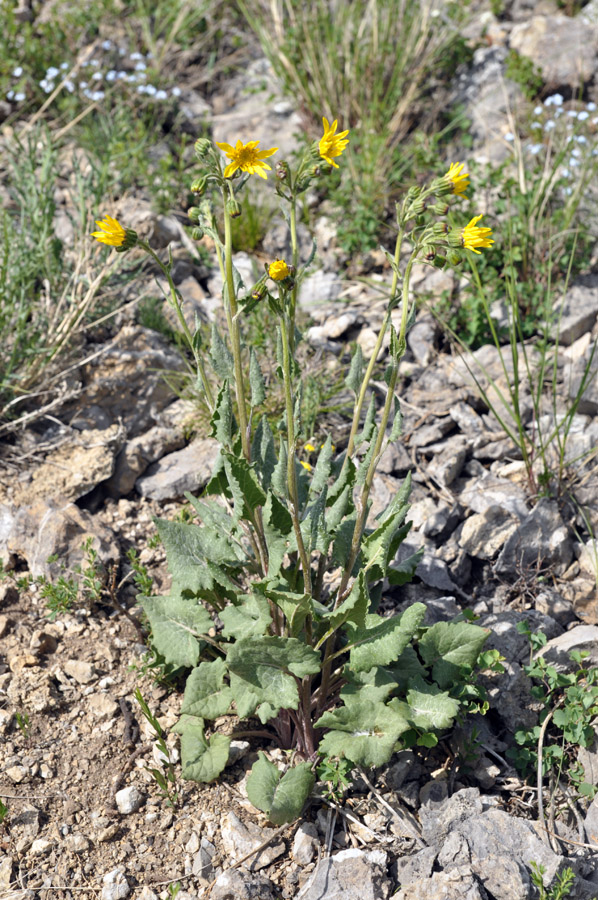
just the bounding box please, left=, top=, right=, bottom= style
left=12, top=66, right=23, bottom=77
left=127, top=73, right=138, bottom=83
left=91, top=90, right=105, bottom=101
left=576, top=135, right=587, bottom=144
left=570, top=147, right=582, bottom=158
left=545, top=93, right=563, bottom=107
left=102, top=39, right=113, bottom=50
left=531, top=121, right=542, bottom=129
left=14, top=92, right=25, bottom=102
left=586, top=102, right=596, bottom=112
left=135, top=61, right=146, bottom=71
left=106, top=71, right=117, bottom=82
left=172, top=86, right=182, bottom=97
left=533, top=105, right=543, bottom=115
left=91, top=71, right=103, bottom=81
left=144, top=84, right=157, bottom=96
left=567, top=110, right=578, bottom=118
left=7, top=90, right=14, bottom=100
left=577, top=111, right=589, bottom=121
left=569, top=157, right=580, bottom=167
left=64, top=80, right=74, bottom=92
left=561, top=168, right=570, bottom=178
left=155, top=89, right=167, bottom=100
left=60, top=61, right=69, bottom=70
left=563, top=186, right=572, bottom=196
left=79, top=81, right=88, bottom=89
left=46, top=66, right=59, bottom=79
left=528, top=143, right=543, bottom=155
left=130, top=52, right=143, bottom=61
left=504, top=132, right=514, bottom=142
left=544, top=120, right=555, bottom=131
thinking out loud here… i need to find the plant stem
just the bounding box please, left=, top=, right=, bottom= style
left=342, top=226, right=403, bottom=467
left=289, top=198, right=299, bottom=350
left=222, top=195, right=250, bottom=460
left=141, top=242, right=214, bottom=408
left=279, top=310, right=312, bottom=595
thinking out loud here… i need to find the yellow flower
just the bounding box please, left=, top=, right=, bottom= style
left=461, top=215, right=494, bottom=254
left=268, top=259, right=291, bottom=281
left=304, top=442, right=316, bottom=452
left=319, top=117, right=349, bottom=168
left=91, top=215, right=127, bottom=247
left=300, top=460, right=312, bottom=472
left=444, top=162, right=469, bottom=196
left=216, top=139, right=278, bottom=179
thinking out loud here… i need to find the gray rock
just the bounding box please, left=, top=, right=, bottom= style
left=437, top=807, right=564, bottom=900
left=409, top=418, right=455, bottom=448
left=510, top=15, right=598, bottom=90
left=450, top=402, right=485, bottom=435
left=63, top=833, right=91, bottom=853
left=114, top=786, right=145, bottom=815
left=105, top=425, right=186, bottom=497
left=484, top=660, right=539, bottom=731
left=64, top=659, right=97, bottom=685
left=494, top=499, right=573, bottom=577
left=0, top=497, right=119, bottom=578
left=460, top=472, right=529, bottom=521
left=459, top=507, right=519, bottom=560
left=407, top=316, right=438, bottom=366
left=220, top=811, right=285, bottom=870
left=393, top=847, right=437, bottom=886
left=136, top=437, right=219, bottom=500
left=479, top=610, right=561, bottom=664
left=396, top=865, right=488, bottom=900
left=420, top=787, right=483, bottom=847
left=101, top=867, right=130, bottom=900
left=566, top=344, right=598, bottom=416
left=0, top=855, right=13, bottom=889
left=554, top=275, right=598, bottom=345
left=584, top=795, right=598, bottom=843
left=301, top=848, right=391, bottom=900
left=292, top=822, right=319, bottom=865
left=377, top=442, right=411, bottom=476
left=193, top=837, right=215, bottom=879
left=72, top=325, right=185, bottom=437
left=538, top=624, right=598, bottom=670
left=210, top=867, right=278, bottom=900
left=299, top=270, right=344, bottom=310
left=207, top=251, right=256, bottom=298
left=427, top=440, right=467, bottom=487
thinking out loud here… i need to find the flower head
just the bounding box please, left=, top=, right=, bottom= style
left=300, top=460, right=312, bottom=472
left=460, top=215, right=494, bottom=254
left=268, top=259, right=291, bottom=281
left=91, top=215, right=137, bottom=250
left=444, top=162, right=469, bottom=196
left=216, top=139, right=278, bottom=179
left=319, top=117, right=349, bottom=168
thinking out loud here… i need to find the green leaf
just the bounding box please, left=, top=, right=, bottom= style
left=228, top=636, right=320, bottom=723
left=325, top=483, right=352, bottom=533
left=222, top=452, right=267, bottom=521
left=388, top=547, right=424, bottom=586
left=247, top=753, right=315, bottom=824
left=181, top=659, right=233, bottom=719
left=301, top=486, right=329, bottom=555
left=265, top=588, right=313, bottom=638
left=340, top=665, right=399, bottom=705
left=331, top=517, right=357, bottom=568
left=139, top=595, right=212, bottom=668
left=355, top=394, right=376, bottom=447
left=348, top=603, right=426, bottom=672
left=345, top=344, right=364, bottom=395
left=251, top=416, right=277, bottom=490
left=319, top=571, right=369, bottom=640
left=262, top=493, right=294, bottom=578
left=406, top=677, right=460, bottom=730
left=376, top=470, right=412, bottom=524
left=221, top=594, right=271, bottom=640
left=175, top=715, right=231, bottom=783
left=328, top=454, right=356, bottom=506
left=316, top=700, right=410, bottom=767
left=271, top=440, right=288, bottom=497
left=356, top=425, right=378, bottom=485
left=310, top=435, right=333, bottom=497
left=388, top=396, right=403, bottom=442
left=249, top=347, right=266, bottom=407
left=211, top=381, right=233, bottom=446
left=155, top=518, right=239, bottom=595
left=361, top=505, right=410, bottom=582
left=209, top=324, right=234, bottom=380
left=418, top=621, right=489, bottom=690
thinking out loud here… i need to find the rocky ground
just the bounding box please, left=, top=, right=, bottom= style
left=2, top=1, right=598, bottom=898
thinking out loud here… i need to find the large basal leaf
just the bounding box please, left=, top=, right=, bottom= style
left=220, top=594, right=271, bottom=640
left=418, top=621, right=489, bottom=690
left=247, top=753, right=315, bottom=825
left=155, top=518, right=239, bottom=596
left=316, top=699, right=410, bottom=767
left=139, top=595, right=212, bottom=668
left=229, top=671, right=293, bottom=723
left=340, top=664, right=399, bottom=706
left=180, top=659, right=233, bottom=720
left=347, top=603, right=426, bottom=672
left=388, top=547, right=424, bottom=586
left=174, top=714, right=231, bottom=783
left=406, top=677, right=460, bottom=730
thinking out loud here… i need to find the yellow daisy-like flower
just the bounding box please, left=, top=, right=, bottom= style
left=461, top=215, right=494, bottom=254
left=444, top=162, right=469, bottom=196
left=319, top=117, right=349, bottom=168
left=91, top=215, right=127, bottom=247
left=300, top=460, right=312, bottom=472
left=216, top=139, right=278, bottom=179
left=304, top=442, right=316, bottom=452
left=268, top=259, right=290, bottom=281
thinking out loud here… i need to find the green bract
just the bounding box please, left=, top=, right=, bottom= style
left=136, top=136, right=497, bottom=823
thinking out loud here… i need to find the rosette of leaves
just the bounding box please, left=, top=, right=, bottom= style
left=138, top=335, right=496, bottom=824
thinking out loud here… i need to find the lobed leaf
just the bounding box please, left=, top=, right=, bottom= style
left=181, top=658, right=233, bottom=719
left=247, top=753, right=315, bottom=824
left=139, top=595, right=212, bottom=668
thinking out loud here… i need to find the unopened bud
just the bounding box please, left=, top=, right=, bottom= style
left=447, top=250, right=462, bottom=266
left=422, top=244, right=436, bottom=261
left=252, top=285, right=266, bottom=301
left=190, top=176, right=208, bottom=195
left=188, top=206, right=201, bottom=223
left=406, top=185, right=421, bottom=200
left=194, top=138, right=212, bottom=159
left=191, top=226, right=204, bottom=241
left=433, top=202, right=450, bottom=216
left=276, top=161, right=290, bottom=182
left=115, top=228, right=138, bottom=252
left=226, top=198, right=241, bottom=218
left=311, top=165, right=321, bottom=177
left=432, top=255, right=447, bottom=268
left=433, top=222, right=449, bottom=235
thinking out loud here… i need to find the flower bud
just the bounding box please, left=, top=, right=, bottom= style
left=190, top=176, right=208, bottom=195
left=115, top=228, right=139, bottom=252
left=433, top=202, right=450, bottom=216
left=447, top=250, right=462, bottom=266
left=422, top=244, right=436, bottom=261
left=276, top=161, right=290, bottom=182
left=194, top=138, right=212, bottom=159
left=191, top=226, right=204, bottom=241
left=433, top=222, right=449, bottom=234
left=226, top=198, right=241, bottom=218
left=188, top=206, right=201, bottom=223
left=432, top=255, right=447, bottom=268
left=251, top=285, right=266, bottom=301
left=406, top=185, right=421, bottom=201
left=410, top=199, right=426, bottom=216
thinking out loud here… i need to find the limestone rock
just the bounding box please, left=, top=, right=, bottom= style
left=135, top=437, right=218, bottom=500
left=494, top=499, right=573, bottom=577
left=105, top=425, right=185, bottom=497
left=301, top=848, right=391, bottom=900
left=510, top=15, right=598, bottom=90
